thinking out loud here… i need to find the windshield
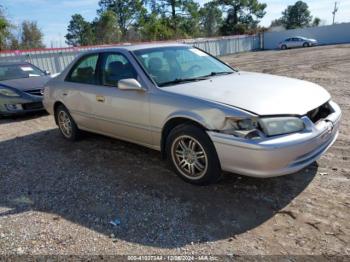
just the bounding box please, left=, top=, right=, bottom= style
left=133, top=46, right=234, bottom=87
left=0, top=64, right=45, bottom=81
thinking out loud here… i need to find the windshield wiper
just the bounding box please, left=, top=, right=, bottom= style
left=158, top=71, right=234, bottom=87
left=158, top=76, right=208, bottom=87
left=203, top=71, right=234, bottom=77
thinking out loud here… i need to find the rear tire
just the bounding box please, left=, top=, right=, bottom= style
left=55, top=105, right=80, bottom=141
left=166, top=124, right=221, bottom=185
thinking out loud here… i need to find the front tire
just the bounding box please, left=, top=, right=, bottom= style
left=303, top=42, right=310, bottom=47
left=281, top=45, right=287, bottom=50
left=166, top=124, right=221, bottom=185
left=55, top=105, right=80, bottom=141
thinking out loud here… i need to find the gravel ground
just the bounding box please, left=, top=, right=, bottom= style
left=0, top=44, right=349, bottom=256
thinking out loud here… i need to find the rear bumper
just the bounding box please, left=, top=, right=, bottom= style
left=208, top=101, right=341, bottom=178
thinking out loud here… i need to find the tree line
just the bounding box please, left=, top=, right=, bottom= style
left=66, top=0, right=322, bottom=46
left=0, top=1, right=322, bottom=51
left=0, top=6, right=44, bottom=51
left=65, top=0, right=269, bottom=46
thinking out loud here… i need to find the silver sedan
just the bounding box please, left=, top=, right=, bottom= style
left=279, top=36, right=318, bottom=50
left=43, top=44, right=341, bottom=185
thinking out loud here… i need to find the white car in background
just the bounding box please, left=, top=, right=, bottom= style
left=279, top=37, right=318, bottom=50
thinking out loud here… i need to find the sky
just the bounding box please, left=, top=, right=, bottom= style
left=2, top=0, right=350, bottom=48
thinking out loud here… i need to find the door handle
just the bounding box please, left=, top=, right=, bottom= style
left=96, top=95, right=105, bottom=103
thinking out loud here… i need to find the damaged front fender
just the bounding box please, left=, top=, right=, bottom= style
left=164, top=105, right=256, bottom=132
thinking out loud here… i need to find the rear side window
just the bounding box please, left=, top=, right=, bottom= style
left=66, top=54, right=99, bottom=84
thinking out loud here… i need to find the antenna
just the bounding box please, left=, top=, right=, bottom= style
left=332, top=2, right=338, bottom=25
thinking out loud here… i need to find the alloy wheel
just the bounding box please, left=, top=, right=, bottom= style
left=171, top=135, right=208, bottom=180
left=58, top=110, right=72, bottom=138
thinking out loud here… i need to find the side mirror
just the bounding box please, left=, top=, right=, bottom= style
left=44, top=70, right=51, bottom=75
left=118, top=79, right=144, bottom=91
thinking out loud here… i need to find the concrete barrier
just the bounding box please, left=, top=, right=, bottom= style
left=0, top=35, right=260, bottom=74
left=263, top=22, right=350, bottom=50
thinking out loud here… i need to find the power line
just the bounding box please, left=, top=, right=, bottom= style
left=332, top=2, right=339, bottom=25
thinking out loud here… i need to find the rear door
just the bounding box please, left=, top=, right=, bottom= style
left=283, top=38, right=292, bottom=48
left=61, top=53, right=103, bottom=130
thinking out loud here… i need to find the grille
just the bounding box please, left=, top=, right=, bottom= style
left=24, top=89, right=43, bottom=96
left=307, top=102, right=333, bottom=123
left=22, top=102, right=43, bottom=110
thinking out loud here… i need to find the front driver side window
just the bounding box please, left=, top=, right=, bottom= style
left=67, top=54, right=99, bottom=84
left=102, top=53, right=137, bottom=87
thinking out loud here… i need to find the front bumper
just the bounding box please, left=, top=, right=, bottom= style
left=0, top=95, right=44, bottom=116
left=208, top=101, right=341, bottom=178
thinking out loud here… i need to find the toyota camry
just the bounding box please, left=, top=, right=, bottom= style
left=43, top=44, right=341, bottom=185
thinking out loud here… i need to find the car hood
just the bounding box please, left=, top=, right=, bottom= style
left=0, top=76, right=51, bottom=91
left=162, top=71, right=331, bottom=116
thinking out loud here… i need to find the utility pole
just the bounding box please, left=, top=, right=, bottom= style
left=332, top=2, right=338, bottom=25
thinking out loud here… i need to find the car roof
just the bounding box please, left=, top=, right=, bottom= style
left=286, top=36, right=306, bottom=39
left=85, top=42, right=190, bottom=53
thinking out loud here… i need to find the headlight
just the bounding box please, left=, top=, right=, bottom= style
left=224, top=117, right=263, bottom=139
left=259, top=117, right=305, bottom=136
left=229, top=118, right=258, bottom=130
left=0, top=87, right=20, bottom=97
left=223, top=116, right=305, bottom=139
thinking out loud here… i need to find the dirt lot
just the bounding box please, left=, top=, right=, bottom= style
left=0, top=44, right=349, bottom=256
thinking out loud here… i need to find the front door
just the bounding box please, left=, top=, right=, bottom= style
left=290, top=38, right=301, bottom=48
left=89, top=52, right=152, bottom=146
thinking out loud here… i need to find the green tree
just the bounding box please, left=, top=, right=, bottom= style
left=280, top=1, right=312, bottom=29
left=0, top=6, right=11, bottom=51
left=93, top=10, right=121, bottom=44
left=217, top=0, right=267, bottom=35
left=140, top=13, right=173, bottom=41
left=8, top=35, right=20, bottom=50
left=199, top=1, right=222, bottom=37
left=270, top=18, right=284, bottom=28
left=65, top=14, right=94, bottom=46
left=20, top=21, right=45, bottom=49
left=138, top=1, right=171, bottom=41
left=147, top=0, right=159, bottom=13
left=98, top=0, right=146, bottom=39
left=179, top=0, right=201, bottom=37
left=312, top=17, right=321, bottom=27
left=156, top=0, right=201, bottom=38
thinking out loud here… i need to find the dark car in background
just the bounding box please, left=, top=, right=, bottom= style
left=0, top=62, right=51, bottom=116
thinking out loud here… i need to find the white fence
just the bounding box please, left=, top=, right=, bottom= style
left=2, top=23, right=349, bottom=74
left=0, top=35, right=260, bottom=74
left=263, top=22, right=350, bottom=50
left=186, top=35, right=260, bottom=56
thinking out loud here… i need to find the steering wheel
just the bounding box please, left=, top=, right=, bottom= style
left=188, top=64, right=202, bottom=75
